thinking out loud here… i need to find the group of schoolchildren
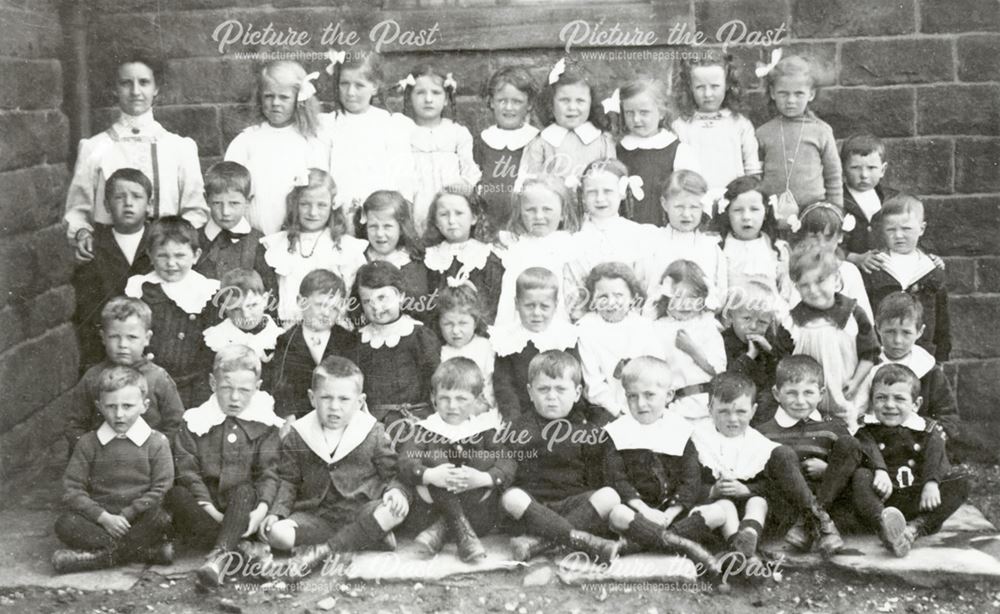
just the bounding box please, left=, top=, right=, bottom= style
left=54, top=45, right=967, bottom=589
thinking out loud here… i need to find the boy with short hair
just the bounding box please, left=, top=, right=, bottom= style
left=862, top=194, right=950, bottom=362
left=840, top=134, right=898, bottom=274
left=53, top=366, right=174, bottom=573
left=203, top=268, right=283, bottom=363
left=264, top=269, right=358, bottom=422
left=125, top=216, right=221, bottom=406
left=756, top=356, right=863, bottom=554
left=852, top=364, right=970, bottom=557
left=500, top=350, right=623, bottom=563
left=65, top=296, right=183, bottom=450
left=73, top=168, right=155, bottom=374
left=259, top=357, right=410, bottom=577
left=167, top=344, right=284, bottom=588
left=195, top=161, right=275, bottom=291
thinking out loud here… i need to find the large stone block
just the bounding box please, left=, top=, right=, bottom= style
left=958, top=35, right=1000, bottom=82
left=694, top=0, right=790, bottom=44
left=917, top=84, right=1000, bottom=136
left=0, top=110, right=69, bottom=172
left=0, top=389, right=72, bottom=487
left=883, top=138, right=953, bottom=195
left=219, top=103, right=261, bottom=149
left=30, top=224, right=77, bottom=293
left=976, top=257, right=1000, bottom=293
left=922, top=195, right=1000, bottom=257
left=956, top=359, right=1000, bottom=422
left=0, top=323, right=78, bottom=431
left=0, top=285, right=75, bottom=354
left=0, top=234, right=35, bottom=308
left=920, top=0, right=1000, bottom=33
left=791, top=0, right=916, bottom=37
left=380, top=50, right=494, bottom=97
left=816, top=88, right=914, bottom=139
left=156, top=105, right=223, bottom=157
left=951, top=296, right=1000, bottom=360
left=840, top=39, right=953, bottom=86
left=0, top=58, right=61, bottom=110
left=943, top=257, right=976, bottom=295
left=0, top=165, right=70, bottom=237
left=726, top=41, right=837, bottom=91
left=0, top=7, right=62, bottom=59
left=159, top=59, right=256, bottom=106
left=955, top=138, right=1000, bottom=194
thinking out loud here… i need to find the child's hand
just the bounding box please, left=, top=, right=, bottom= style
left=279, top=417, right=295, bottom=439
left=198, top=501, right=225, bottom=523
left=258, top=514, right=280, bottom=540
left=920, top=481, right=942, bottom=511
left=676, top=330, right=717, bottom=376
left=448, top=467, right=492, bottom=493
left=74, top=229, right=95, bottom=263
left=746, top=334, right=773, bottom=355
left=801, top=458, right=828, bottom=479
left=243, top=502, right=269, bottom=538
left=929, top=253, right=946, bottom=270
left=98, top=512, right=131, bottom=539
left=423, top=464, right=457, bottom=489
left=856, top=251, right=889, bottom=274
left=382, top=488, right=410, bottom=517
left=873, top=469, right=894, bottom=500
left=714, top=479, right=750, bottom=498
left=638, top=507, right=669, bottom=527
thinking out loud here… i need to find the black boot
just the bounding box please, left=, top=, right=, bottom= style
left=810, top=503, right=844, bottom=557
left=414, top=518, right=448, bottom=557
left=196, top=548, right=231, bottom=588
left=51, top=549, right=114, bottom=574
left=445, top=507, right=486, bottom=563
left=567, top=530, right=620, bottom=563
left=623, top=515, right=718, bottom=573
left=509, top=535, right=556, bottom=562
left=286, top=544, right=332, bottom=578
left=879, top=507, right=910, bottom=558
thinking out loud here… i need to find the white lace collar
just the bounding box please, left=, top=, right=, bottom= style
left=112, top=110, right=165, bottom=138
left=773, top=407, right=823, bottom=428
left=879, top=345, right=935, bottom=379
left=293, top=408, right=377, bottom=463
left=183, top=391, right=284, bottom=436
left=490, top=318, right=578, bottom=357
left=97, top=417, right=152, bottom=446
left=540, top=122, right=601, bottom=147
left=368, top=248, right=412, bottom=269
left=360, top=315, right=420, bottom=349
left=204, top=217, right=252, bottom=241
left=125, top=270, right=221, bottom=314
left=417, top=411, right=501, bottom=442
left=604, top=412, right=692, bottom=456
left=692, top=423, right=778, bottom=481
left=202, top=316, right=283, bottom=359
left=481, top=124, right=540, bottom=151
left=862, top=411, right=927, bottom=431
left=619, top=129, right=678, bottom=151
left=424, top=240, right=492, bottom=273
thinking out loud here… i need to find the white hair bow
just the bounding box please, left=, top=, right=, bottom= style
left=548, top=58, right=567, bottom=85
left=397, top=74, right=416, bottom=91
left=564, top=175, right=580, bottom=190
left=446, top=269, right=477, bottom=291
left=297, top=72, right=320, bottom=102
left=292, top=171, right=311, bottom=187
left=619, top=175, right=644, bottom=201
left=443, top=72, right=458, bottom=92
left=755, top=48, right=783, bottom=79
left=716, top=197, right=730, bottom=215
left=601, top=88, right=621, bottom=114
left=785, top=213, right=802, bottom=233
left=767, top=194, right=778, bottom=209
left=325, top=50, right=347, bottom=76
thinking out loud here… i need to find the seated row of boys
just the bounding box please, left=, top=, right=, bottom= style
left=56, top=341, right=968, bottom=590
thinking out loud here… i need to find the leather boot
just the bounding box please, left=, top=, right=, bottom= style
left=238, top=540, right=273, bottom=566
left=130, top=540, right=174, bottom=565
left=879, top=507, right=910, bottom=558
left=811, top=505, right=844, bottom=557
left=567, top=530, right=620, bottom=564
left=287, top=543, right=332, bottom=578
left=783, top=519, right=812, bottom=551
left=196, top=548, right=231, bottom=588
left=51, top=549, right=114, bottom=574
left=509, top=535, right=555, bottom=562
left=445, top=509, right=486, bottom=563
left=729, top=526, right=759, bottom=559
left=414, top=518, right=448, bottom=557
left=661, top=532, right=719, bottom=575
left=615, top=537, right=645, bottom=557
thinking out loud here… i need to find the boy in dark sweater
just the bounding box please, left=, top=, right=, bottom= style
left=757, top=356, right=863, bottom=555
left=53, top=366, right=174, bottom=573
left=852, top=364, right=970, bottom=557
left=840, top=134, right=898, bottom=273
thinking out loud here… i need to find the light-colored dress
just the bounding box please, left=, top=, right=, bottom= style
left=567, top=216, right=658, bottom=295
left=642, top=226, right=728, bottom=314
left=442, top=335, right=497, bottom=414
left=722, top=234, right=792, bottom=305
left=671, top=110, right=761, bottom=203
left=517, top=122, right=616, bottom=183
left=653, top=313, right=727, bottom=426
left=410, top=118, right=482, bottom=233
left=493, top=230, right=577, bottom=330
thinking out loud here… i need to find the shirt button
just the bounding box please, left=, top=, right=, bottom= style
left=227, top=433, right=238, bottom=443
left=178, top=332, right=186, bottom=340
left=189, top=314, right=196, bottom=321
left=914, top=443, right=921, bottom=452
left=908, top=459, right=916, bottom=467
left=131, top=128, right=140, bottom=135
left=878, top=443, right=885, bottom=450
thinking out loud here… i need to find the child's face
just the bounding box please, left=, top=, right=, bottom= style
left=101, top=315, right=152, bottom=366
left=261, top=78, right=296, bottom=128
left=582, top=169, right=621, bottom=221
left=772, top=379, right=824, bottom=421
left=878, top=317, right=925, bottom=361
left=710, top=394, right=756, bottom=438
left=98, top=385, right=148, bottom=435
left=516, top=287, right=557, bottom=333
left=339, top=68, right=377, bottom=114
left=297, top=187, right=334, bottom=232
left=881, top=211, right=925, bottom=255
left=520, top=185, right=563, bottom=237
left=730, top=307, right=773, bottom=343
left=552, top=82, right=590, bottom=130
left=662, top=192, right=703, bottom=233
left=690, top=65, right=726, bottom=113
left=794, top=267, right=838, bottom=310
left=115, top=62, right=158, bottom=116
left=106, top=179, right=150, bottom=234
left=360, top=285, right=402, bottom=325
left=208, top=189, right=251, bottom=231
left=727, top=191, right=766, bottom=241
left=592, top=277, right=632, bottom=323
left=411, top=75, right=446, bottom=122
left=365, top=209, right=402, bottom=256
left=844, top=152, right=887, bottom=192
left=527, top=372, right=581, bottom=420
left=871, top=380, right=920, bottom=428
left=625, top=373, right=673, bottom=425
left=490, top=83, right=531, bottom=130
left=211, top=368, right=261, bottom=417
left=434, top=193, right=476, bottom=243
left=770, top=74, right=815, bottom=119
left=298, top=290, right=343, bottom=331
left=666, top=280, right=703, bottom=321
left=621, top=90, right=661, bottom=138
left=439, top=309, right=476, bottom=349
left=150, top=240, right=200, bottom=283
left=433, top=386, right=479, bottom=425
left=309, top=375, right=365, bottom=431
left=227, top=290, right=268, bottom=331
